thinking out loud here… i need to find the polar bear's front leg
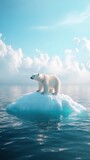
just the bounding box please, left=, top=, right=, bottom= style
left=37, top=82, right=43, bottom=93
left=41, top=82, right=48, bottom=94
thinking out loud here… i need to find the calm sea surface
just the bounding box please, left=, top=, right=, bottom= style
left=0, top=85, right=90, bottom=160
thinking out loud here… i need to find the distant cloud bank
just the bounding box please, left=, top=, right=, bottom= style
left=0, top=34, right=90, bottom=85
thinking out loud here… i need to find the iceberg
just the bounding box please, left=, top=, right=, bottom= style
left=7, top=92, right=86, bottom=120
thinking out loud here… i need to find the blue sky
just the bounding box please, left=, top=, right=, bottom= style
left=0, top=0, right=90, bottom=57
left=0, top=0, right=90, bottom=84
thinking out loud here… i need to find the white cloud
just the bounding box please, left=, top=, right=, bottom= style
left=74, top=36, right=90, bottom=53
left=75, top=48, right=79, bottom=53
left=60, top=7, right=90, bottom=26
left=82, top=37, right=90, bottom=52
left=0, top=33, right=2, bottom=38
left=0, top=38, right=7, bottom=57
left=65, top=49, right=72, bottom=55
left=86, top=61, right=90, bottom=71
left=73, top=37, right=81, bottom=44
left=0, top=35, right=90, bottom=85
left=31, top=6, right=90, bottom=31
left=32, top=26, right=49, bottom=30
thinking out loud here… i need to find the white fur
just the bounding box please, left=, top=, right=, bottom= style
left=31, top=73, right=61, bottom=95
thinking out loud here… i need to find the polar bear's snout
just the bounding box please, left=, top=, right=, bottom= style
left=30, top=73, right=39, bottom=80
left=30, top=76, right=34, bottom=79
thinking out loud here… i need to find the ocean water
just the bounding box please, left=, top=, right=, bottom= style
left=0, top=85, right=90, bottom=160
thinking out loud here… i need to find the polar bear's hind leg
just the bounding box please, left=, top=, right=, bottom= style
left=54, top=83, right=60, bottom=95
left=49, top=88, right=55, bottom=94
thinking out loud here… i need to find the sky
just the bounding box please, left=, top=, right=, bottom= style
left=0, top=0, right=90, bottom=85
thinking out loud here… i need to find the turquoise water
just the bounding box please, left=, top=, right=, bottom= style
left=0, top=85, right=90, bottom=160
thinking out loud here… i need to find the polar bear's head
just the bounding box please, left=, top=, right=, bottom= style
left=30, top=73, right=44, bottom=81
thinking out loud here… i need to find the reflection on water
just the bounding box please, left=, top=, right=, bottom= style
left=0, top=84, right=90, bottom=160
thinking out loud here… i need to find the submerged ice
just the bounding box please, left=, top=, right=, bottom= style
left=7, top=92, right=86, bottom=119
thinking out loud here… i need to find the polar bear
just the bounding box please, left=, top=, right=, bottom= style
left=30, top=73, right=61, bottom=95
